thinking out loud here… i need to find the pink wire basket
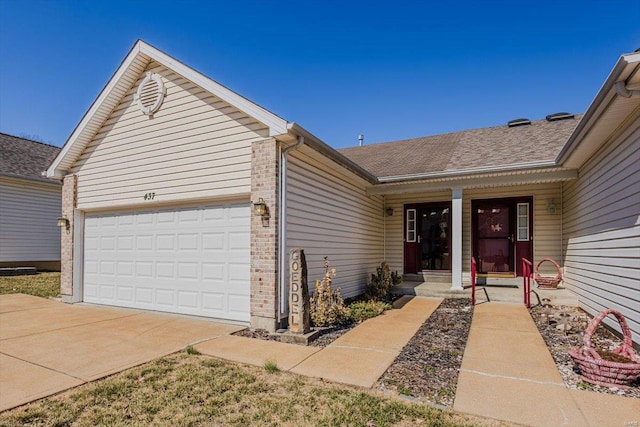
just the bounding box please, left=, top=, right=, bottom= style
left=534, top=258, right=562, bottom=289
left=568, top=309, right=640, bottom=388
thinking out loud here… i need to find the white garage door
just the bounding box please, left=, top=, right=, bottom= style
left=83, top=203, right=250, bottom=322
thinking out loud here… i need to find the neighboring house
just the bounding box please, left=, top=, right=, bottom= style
left=46, top=41, right=639, bottom=343
left=1, top=133, right=62, bottom=270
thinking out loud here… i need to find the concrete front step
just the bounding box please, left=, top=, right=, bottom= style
left=394, top=281, right=579, bottom=306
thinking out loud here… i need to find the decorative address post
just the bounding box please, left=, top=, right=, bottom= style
left=289, top=248, right=311, bottom=334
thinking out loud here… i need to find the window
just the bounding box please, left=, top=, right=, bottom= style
left=517, top=203, right=529, bottom=241
left=406, top=209, right=416, bottom=242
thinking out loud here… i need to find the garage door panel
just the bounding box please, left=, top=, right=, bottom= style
left=84, top=203, right=250, bottom=321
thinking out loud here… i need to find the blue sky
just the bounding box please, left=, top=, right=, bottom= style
left=0, top=1, right=638, bottom=149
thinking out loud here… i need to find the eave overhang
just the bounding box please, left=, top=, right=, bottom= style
left=557, top=52, right=640, bottom=169
left=366, top=166, right=577, bottom=195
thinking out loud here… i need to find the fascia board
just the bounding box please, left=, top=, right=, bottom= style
left=367, top=168, right=577, bottom=195
left=286, top=122, right=379, bottom=184
left=46, top=41, right=145, bottom=178
left=377, top=160, right=557, bottom=183
left=138, top=42, right=289, bottom=136
left=556, top=52, right=640, bottom=167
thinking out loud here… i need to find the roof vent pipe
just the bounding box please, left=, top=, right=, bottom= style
left=358, top=134, right=364, bottom=146
left=616, top=81, right=640, bottom=98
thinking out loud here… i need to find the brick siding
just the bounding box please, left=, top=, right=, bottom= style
left=60, top=175, right=77, bottom=297
left=250, top=138, right=279, bottom=331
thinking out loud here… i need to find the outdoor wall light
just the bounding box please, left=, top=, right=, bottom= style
left=547, top=199, right=557, bottom=215
left=385, top=207, right=394, bottom=217
left=253, top=198, right=269, bottom=217
left=57, top=217, right=70, bottom=230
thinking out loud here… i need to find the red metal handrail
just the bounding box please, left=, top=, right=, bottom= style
left=522, top=258, right=533, bottom=308
left=471, top=256, right=477, bottom=306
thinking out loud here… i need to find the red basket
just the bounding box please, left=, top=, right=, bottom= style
left=534, top=258, right=562, bottom=289
left=568, top=309, right=640, bottom=388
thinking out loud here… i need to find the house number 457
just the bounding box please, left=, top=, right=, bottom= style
left=143, top=192, right=156, bottom=200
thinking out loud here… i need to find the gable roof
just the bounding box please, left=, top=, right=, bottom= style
left=46, top=40, right=289, bottom=178
left=0, top=133, right=61, bottom=185
left=339, top=116, right=581, bottom=181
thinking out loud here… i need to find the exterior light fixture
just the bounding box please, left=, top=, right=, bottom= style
left=385, top=207, right=394, bottom=217
left=547, top=200, right=557, bottom=214
left=57, top=217, right=70, bottom=229
left=253, top=198, right=268, bottom=217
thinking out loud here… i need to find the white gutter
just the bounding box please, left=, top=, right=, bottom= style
left=377, top=160, right=558, bottom=183
left=278, top=135, right=304, bottom=320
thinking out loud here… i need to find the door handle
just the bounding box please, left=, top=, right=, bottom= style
left=418, top=235, right=421, bottom=243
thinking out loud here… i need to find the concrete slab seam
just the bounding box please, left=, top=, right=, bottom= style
left=0, top=351, right=86, bottom=382
left=285, top=349, right=324, bottom=372
left=458, top=368, right=565, bottom=387
left=0, top=312, right=143, bottom=342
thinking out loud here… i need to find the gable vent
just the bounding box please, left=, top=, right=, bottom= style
left=135, top=72, right=166, bottom=116
left=507, top=118, right=531, bottom=127
left=545, top=112, right=574, bottom=122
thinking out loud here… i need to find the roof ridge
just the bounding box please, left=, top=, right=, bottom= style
left=339, top=114, right=583, bottom=150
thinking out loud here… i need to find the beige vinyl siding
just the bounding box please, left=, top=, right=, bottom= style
left=70, top=61, right=269, bottom=210
left=0, top=178, right=61, bottom=262
left=286, top=146, right=384, bottom=297
left=385, top=183, right=563, bottom=277
left=562, top=114, right=640, bottom=344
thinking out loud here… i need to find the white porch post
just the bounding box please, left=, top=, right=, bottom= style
left=451, top=188, right=463, bottom=290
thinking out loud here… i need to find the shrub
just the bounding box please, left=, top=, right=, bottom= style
left=348, top=300, right=392, bottom=323
left=365, top=262, right=402, bottom=301
left=310, top=257, right=351, bottom=327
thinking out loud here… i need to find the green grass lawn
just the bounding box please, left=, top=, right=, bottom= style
left=0, top=272, right=60, bottom=298
left=0, top=352, right=501, bottom=427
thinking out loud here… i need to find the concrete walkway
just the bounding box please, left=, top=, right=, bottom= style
left=196, top=296, right=442, bottom=388
left=0, top=294, right=243, bottom=412
left=454, top=303, right=640, bottom=427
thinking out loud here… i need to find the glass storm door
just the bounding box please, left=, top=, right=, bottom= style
left=474, top=200, right=513, bottom=274
left=404, top=203, right=451, bottom=274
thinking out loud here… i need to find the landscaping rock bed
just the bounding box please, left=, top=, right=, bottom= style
left=233, top=323, right=356, bottom=347
left=530, top=304, right=640, bottom=398
left=377, top=298, right=473, bottom=407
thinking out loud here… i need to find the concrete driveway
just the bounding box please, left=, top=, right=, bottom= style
left=0, top=294, right=244, bottom=411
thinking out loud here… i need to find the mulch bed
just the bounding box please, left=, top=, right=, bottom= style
left=376, top=298, right=473, bottom=407
left=530, top=304, right=640, bottom=398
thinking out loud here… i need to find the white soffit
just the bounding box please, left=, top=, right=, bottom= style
left=47, top=40, right=289, bottom=178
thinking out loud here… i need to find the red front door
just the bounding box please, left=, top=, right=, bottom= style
left=472, top=197, right=533, bottom=276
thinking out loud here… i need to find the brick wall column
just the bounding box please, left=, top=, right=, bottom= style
left=250, top=138, right=279, bottom=331
left=60, top=175, right=77, bottom=299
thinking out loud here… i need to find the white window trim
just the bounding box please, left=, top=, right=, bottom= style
left=406, top=208, right=417, bottom=242
left=516, top=202, right=530, bottom=242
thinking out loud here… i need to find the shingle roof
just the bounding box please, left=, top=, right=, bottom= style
left=0, top=133, right=61, bottom=184
left=338, top=116, right=582, bottom=179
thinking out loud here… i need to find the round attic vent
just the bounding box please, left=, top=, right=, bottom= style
left=135, top=72, right=166, bottom=115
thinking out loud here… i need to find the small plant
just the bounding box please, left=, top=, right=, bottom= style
left=310, top=257, right=351, bottom=327
left=185, top=345, right=201, bottom=355
left=263, top=360, right=280, bottom=373
left=348, top=300, right=392, bottom=323
left=365, top=262, right=402, bottom=301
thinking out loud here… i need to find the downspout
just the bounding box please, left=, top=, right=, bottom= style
left=615, top=81, right=640, bottom=98
left=278, top=135, right=304, bottom=323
